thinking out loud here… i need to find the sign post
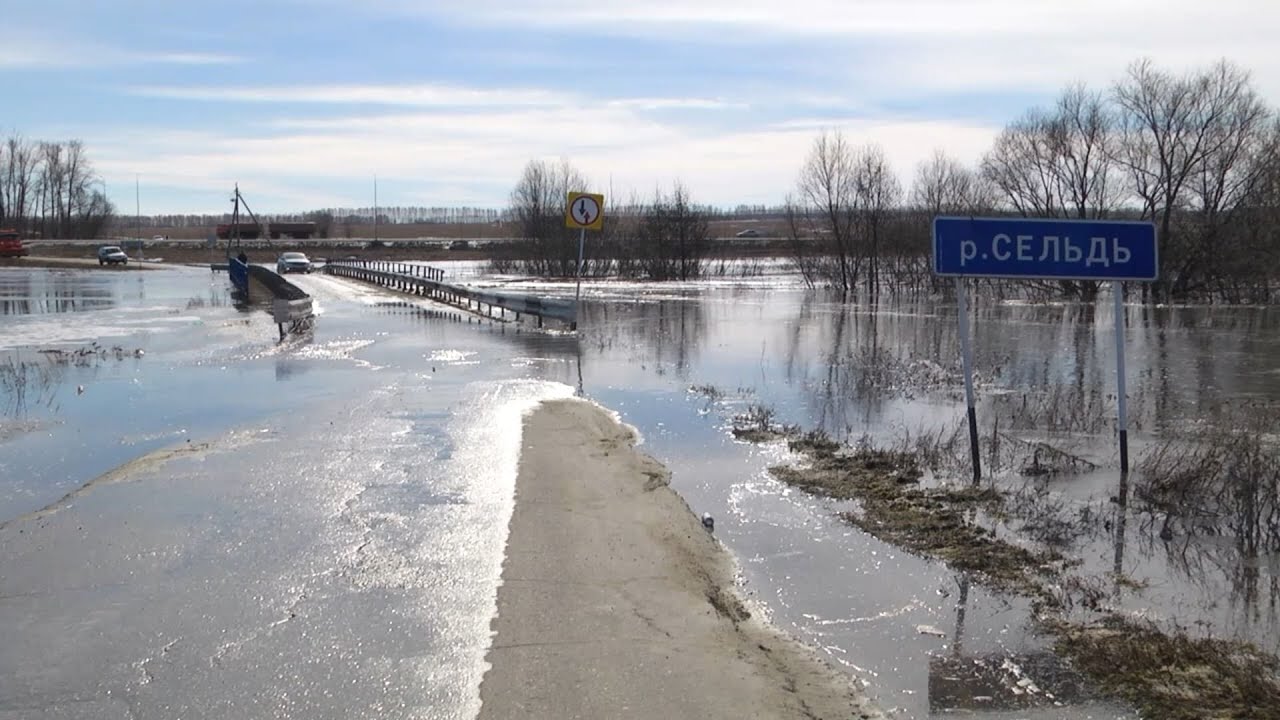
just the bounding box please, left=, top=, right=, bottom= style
left=565, top=191, right=605, bottom=331
left=954, top=277, right=981, bottom=483
left=1113, top=282, right=1129, bottom=471
left=932, top=216, right=1158, bottom=478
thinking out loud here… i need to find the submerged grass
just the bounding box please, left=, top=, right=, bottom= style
left=1137, top=409, right=1280, bottom=553
left=1047, top=615, right=1280, bottom=720
left=730, top=403, right=798, bottom=443
left=750, top=425, right=1280, bottom=719
left=770, top=432, right=1058, bottom=595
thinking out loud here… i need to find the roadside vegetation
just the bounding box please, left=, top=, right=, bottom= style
left=716, top=387, right=1280, bottom=719
left=492, top=159, right=716, bottom=280
left=1136, top=407, right=1280, bottom=554
left=785, top=57, right=1280, bottom=305
left=1, top=343, right=144, bottom=419
left=494, top=57, right=1280, bottom=304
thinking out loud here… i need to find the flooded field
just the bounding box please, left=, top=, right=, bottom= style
left=1, top=263, right=1277, bottom=718
left=483, top=269, right=1280, bottom=717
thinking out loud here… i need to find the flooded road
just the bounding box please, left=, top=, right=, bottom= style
left=2, top=264, right=1277, bottom=718
left=0, top=267, right=579, bottom=719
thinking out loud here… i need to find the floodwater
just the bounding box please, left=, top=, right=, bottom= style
left=2, top=263, right=1278, bottom=718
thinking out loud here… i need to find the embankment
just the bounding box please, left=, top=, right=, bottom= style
left=478, top=398, right=879, bottom=719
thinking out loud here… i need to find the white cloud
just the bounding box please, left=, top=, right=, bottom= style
left=406, top=0, right=1280, bottom=97
left=127, top=84, right=565, bottom=107
left=86, top=96, right=999, bottom=213
left=54, top=0, right=1280, bottom=212
left=422, top=0, right=1105, bottom=36
left=135, top=52, right=243, bottom=66
left=606, top=98, right=747, bottom=111
left=0, top=36, right=243, bottom=69
left=423, top=0, right=1274, bottom=44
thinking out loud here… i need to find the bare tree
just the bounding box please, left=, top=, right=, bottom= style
left=1049, top=85, right=1123, bottom=219
left=913, top=150, right=973, bottom=215
left=982, top=109, right=1062, bottom=217
left=982, top=85, right=1119, bottom=220
left=1184, top=70, right=1275, bottom=298
left=1230, top=121, right=1280, bottom=300
left=1113, top=59, right=1270, bottom=298
left=797, top=130, right=859, bottom=292
left=508, top=158, right=589, bottom=276
left=792, top=133, right=903, bottom=296
left=38, top=142, right=64, bottom=239
left=638, top=182, right=710, bottom=280
left=850, top=144, right=901, bottom=296
left=981, top=84, right=1122, bottom=299
left=782, top=194, right=821, bottom=288
left=0, top=134, right=110, bottom=238
left=599, top=190, right=645, bottom=278
left=903, top=151, right=991, bottom=292
left=5, top=137, right=38, bottom=235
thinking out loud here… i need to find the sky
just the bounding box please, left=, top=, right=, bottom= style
left=4, top=0, right=1279, bottom=215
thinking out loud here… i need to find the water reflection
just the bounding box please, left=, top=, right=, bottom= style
left=0, top=270, right=115, bottom=315
left=0, top=349, right=68, bottom=418
left=927, top=569, right=1093, bottom=714
left=571, top=284, right=1280, bottom=715
left=582, top=296, right=707, bottom=380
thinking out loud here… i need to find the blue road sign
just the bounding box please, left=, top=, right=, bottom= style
left=933, top=216, right=1158, bottom=281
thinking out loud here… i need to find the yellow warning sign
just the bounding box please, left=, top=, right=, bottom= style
left=565, top=192, right=605, bottom=231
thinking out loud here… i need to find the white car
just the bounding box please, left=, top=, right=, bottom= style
left=276, top=252, right=312, bottom=274
left=97, top=246, right=129, bottom=265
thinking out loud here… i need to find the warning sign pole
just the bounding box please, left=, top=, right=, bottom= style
left=565, top=191, right=605, bottom=332
left=574, top=226, right=586, bottom=328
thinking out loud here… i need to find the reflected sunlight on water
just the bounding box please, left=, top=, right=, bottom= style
left=3, top=266, right=1278, bottom=718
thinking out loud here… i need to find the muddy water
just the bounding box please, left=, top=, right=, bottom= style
left=3, top=264, right=1278, bottom=719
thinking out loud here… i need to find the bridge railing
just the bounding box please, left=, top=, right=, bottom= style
left=229, top=257, right=249, bottom=291
left=324, top=259, right=575, bottom=325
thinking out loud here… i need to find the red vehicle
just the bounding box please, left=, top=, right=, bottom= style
left=0, top=229, right=27, bottom=258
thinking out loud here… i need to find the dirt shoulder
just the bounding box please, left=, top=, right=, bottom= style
left=1, top=256, right=167, bottom=270
left=478, top=399, right=879, bottom=720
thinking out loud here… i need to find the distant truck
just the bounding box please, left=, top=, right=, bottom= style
left=0, top=229, right=28, bottom=258
left=214, top=222, right=317, bottom=240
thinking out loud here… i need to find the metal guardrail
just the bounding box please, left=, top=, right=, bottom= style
left=248, top=264, right=309, bottom=301
left=324, top=260, right=576, bottom=326
left=224, top=258, right=315, bottom=339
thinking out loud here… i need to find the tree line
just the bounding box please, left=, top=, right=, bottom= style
left=784, top=58, right=1280, bottom=304
left=494, top=159, right=713, bottom=280
left=0, top=135, right=112, bottom=239
left=142, top=206, right=504, bottom=229
left=505, top=57, right=1280, bottom=303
